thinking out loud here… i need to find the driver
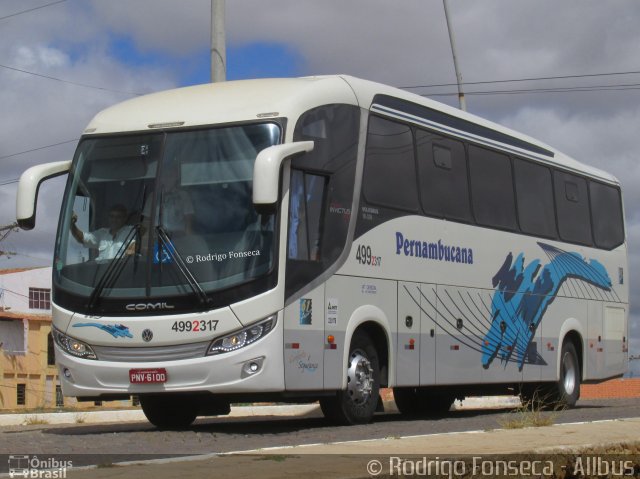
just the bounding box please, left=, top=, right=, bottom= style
left=70, top=204, right=135, bottom=260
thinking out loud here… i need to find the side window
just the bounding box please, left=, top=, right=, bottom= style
left=288, top=170, right=327, bottom=261
left=554, top=171, right=592, bottom=245
left=513, top=159, right=557, bottom=239
left=589, top=181, right=624, bottom=249
left=468, top=145, right=517, bottom=230
left=286, top=104, right=360, bottom=299
left=416, top=130, right=471, bottom=222
left=363, top=116, right=419, bottom=212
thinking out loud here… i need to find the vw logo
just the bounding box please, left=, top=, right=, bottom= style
left=141, top=329, right=154, bottom=342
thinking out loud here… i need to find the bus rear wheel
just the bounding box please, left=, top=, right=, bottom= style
left=140, top=394, right=198, bottom=429
left=521, top=341, right=581, bottom=410
left=554, top=341, right=580, bottom=407
left=320, top=331, right=380, bottom=425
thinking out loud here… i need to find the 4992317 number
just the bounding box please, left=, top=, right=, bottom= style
left=171, top=320, right=218, bottom=333
left=355, top=244, right=382, bottom=266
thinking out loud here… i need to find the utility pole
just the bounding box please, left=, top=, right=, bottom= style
left=211, top=0, right=226, bottom=83
left=442, top=0, right=466, bottom=111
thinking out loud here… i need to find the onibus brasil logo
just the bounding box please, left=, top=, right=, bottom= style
left=8, top=455, right=72, bottom=478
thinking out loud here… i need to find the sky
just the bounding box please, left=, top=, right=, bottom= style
left=0, top=0, right=638, bottom=374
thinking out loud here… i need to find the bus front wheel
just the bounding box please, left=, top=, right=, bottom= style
left=140, top=394, right=198, bottom=429
left=320, top=331, right=380, bottom=425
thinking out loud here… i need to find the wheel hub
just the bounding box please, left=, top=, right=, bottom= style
left=562, top=351, right=577, bottom=395
left=346, top=350, right=374, bottom=405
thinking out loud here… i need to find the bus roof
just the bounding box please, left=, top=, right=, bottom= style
left=84, top=75, right=618, bottom=185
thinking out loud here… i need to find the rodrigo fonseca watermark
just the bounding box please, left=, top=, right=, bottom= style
left=185, top=249, right=261, bottom=264
left=366, top=455, right=638, bottom=477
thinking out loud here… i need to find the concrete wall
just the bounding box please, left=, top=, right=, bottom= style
left=0, top=267, right=135, bottom=411
left=581, top=378, right=640, bottom=399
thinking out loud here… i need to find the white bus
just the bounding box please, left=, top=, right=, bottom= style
left=17, top=76, right=628, bottom=427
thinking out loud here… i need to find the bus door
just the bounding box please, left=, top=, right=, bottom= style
left=283, top=285, right=325, bottom=390
left=586, top=300, right=605, bottom=379
left=603, top=304, right=626, bottom=378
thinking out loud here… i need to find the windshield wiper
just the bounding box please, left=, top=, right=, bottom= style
left=87, top=182, right=149, bottom=311
left=156, top=225, right=210, bottom=307
left=87, top=224, right=141, bottom=311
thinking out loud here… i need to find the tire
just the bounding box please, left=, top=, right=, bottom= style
left=393, top=387, right=454, bottom=416
left=320, top=331, right=380, bottom=425
left=520, top=342, right=581, bottom=410
left=140, top=394, right=198, bottom=429
left=554, top=341, right=580, bottom=407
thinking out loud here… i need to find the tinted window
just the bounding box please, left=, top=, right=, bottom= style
left=513, top=159, right=557, bottom=238
left=590, top=181, right=624, bottom=249
left=288, top=170, right=327, bottom=261
left=287, top=104, right=360, bottom=299
left=416, top=130, right=471, bottom=222
left=554, top=171, right=592, bottom=245
left=53, top=124, right=282, bottom=316
left=468, top=145, right=517, bottom=230
left=363, top=116, right=419, bottom=211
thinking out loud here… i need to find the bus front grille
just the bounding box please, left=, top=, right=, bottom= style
left=92, top=341, right=210, bottom=362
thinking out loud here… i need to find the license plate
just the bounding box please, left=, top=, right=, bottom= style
left=129, top=368, right=167, bottom=384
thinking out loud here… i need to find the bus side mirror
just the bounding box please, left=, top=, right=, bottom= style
left=16, top=160, right=72, bottom=230
left=253, top=141, right=314, bottom=206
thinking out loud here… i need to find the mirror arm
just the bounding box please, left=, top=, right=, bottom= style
left=16, top=160, right=72, bottom=230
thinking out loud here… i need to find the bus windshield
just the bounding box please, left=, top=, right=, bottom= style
left=54, top=123, right=281, bottom=308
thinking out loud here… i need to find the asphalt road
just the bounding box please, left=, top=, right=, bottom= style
left=1, top=398, right=638, bottom=471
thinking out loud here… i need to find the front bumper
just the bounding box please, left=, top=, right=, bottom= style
left=56, top=320, right=285, bottom=397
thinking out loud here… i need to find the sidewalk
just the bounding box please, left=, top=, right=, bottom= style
left=62, top=417, right=640, bottom=479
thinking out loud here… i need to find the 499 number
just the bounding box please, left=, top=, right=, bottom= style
left=171, top=320, right=218, bottom=333
left=355, top=244, right=382, bottom=266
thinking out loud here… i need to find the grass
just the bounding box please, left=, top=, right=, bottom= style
left=23, top=415, right=49, bottom=425
left=497, top=392, right=563, bottom=429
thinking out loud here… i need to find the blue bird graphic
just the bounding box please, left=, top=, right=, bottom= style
left=482, top=243, right=612, bottom=370
left=73, top=323, right=133, bottom=339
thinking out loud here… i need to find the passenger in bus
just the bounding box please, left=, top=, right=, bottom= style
left=70, top=204, right=135, bottom=261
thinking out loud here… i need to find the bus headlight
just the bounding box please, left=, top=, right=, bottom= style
left=207, top=315, right=276, bottom=355
left=52, top=327, right=97, bottom=360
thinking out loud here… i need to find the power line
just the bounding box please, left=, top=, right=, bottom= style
left=424, top=84, right=640, bottom=98
left=0, top=72, right=638, bottom=168
left=0, top=179, right=19, bottom=187
left=400, top=69, right=640, bottom=90
left=0, top=139, right=78, bottom=161
left=1, top=287, right=32, bottom=300
left=7, top=251, right=52, bottom=262
left=0, top=0, right=67, bottom=22
left=0, top=63, right=143, bottom=96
